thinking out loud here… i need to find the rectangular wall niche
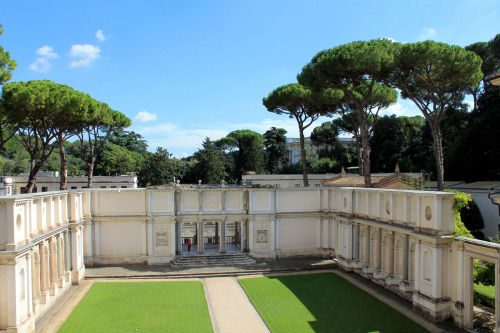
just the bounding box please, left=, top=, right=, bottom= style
left=156, top=232, right=168, bottom=246
left=257, top=230, right=267, bottom=243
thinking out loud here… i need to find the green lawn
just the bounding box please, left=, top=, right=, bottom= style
left=475, top=283, right=495, bottom=299
left=239, top=272, right=428, bottom=333
left=58, top=281, right=213, bottom=333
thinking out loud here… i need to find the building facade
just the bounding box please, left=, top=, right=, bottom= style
left=1, top=186, right=500, bottom=332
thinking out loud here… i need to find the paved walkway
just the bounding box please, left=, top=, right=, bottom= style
left=204, top=277, right=269, bottom=333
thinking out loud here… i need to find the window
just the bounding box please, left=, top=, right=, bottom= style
left=100, top=186, right=106, bottom=189
left=111, top=186, right=117, bottom=189
left=42, top=187, right=48, bottom=192
left=71, top=186, right=77, bottom=189
left=315, top=184, right=321, bottom=187
left=121, top=186, right=127, bottom=188
left=294, top=184, right=300, bottom=187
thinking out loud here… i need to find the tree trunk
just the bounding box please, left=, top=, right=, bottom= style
left=58, top=134, right=67, bottom=190
left=298, top=125, right=309, bottom=187
left=359, top=116, right=372, bottom=188
left=26, top=160, right=41, bottom=193
left=87, top=160, right=94, bottom=189
left=431, top=124, right=445, bottom=191
left=356, top=138, right=363, bottom=176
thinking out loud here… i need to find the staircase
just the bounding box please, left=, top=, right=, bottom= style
left=172, top=253, right=256, bottom=267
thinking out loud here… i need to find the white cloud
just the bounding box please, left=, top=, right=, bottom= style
left=96, top=30, right=108, bottom=42
left=35, top=45, right=58, bottom=58
left=420, top=27, right=436, bottom=40
left=134, top=111, right=158, bottom=123
left=69, top=44, right=101, bottom=67
left=29, top=58, right=51, bottom=72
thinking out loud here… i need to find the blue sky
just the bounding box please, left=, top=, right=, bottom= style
left=1, top=1, right=499, bottom=157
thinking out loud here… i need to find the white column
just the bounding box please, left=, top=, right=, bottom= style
left=94, top=222, right=101, bottom=257
left=275, top=217, right=280, bottom=252
left=248, top=218, right=254, bottom=253
left=220, top=220, right=226, bottom=253
left=197, top=222, right=204, bottom=254
left=147, top=219, right=154, bottom=256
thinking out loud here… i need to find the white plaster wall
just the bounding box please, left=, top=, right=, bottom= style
left=279, top=217, right=317, bottom=249
left=99, top=221, right=144, bottom=257
left=278, top=189, right=320, bottom=212
left=94, top=190, right=146, bottom=216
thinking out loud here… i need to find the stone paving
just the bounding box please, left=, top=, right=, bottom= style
left=36, top=259, right=468, bottom=333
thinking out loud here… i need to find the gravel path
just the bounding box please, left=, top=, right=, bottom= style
left=203, top=277, right=269, bottom=333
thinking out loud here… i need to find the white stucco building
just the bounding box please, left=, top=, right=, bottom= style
left=1, top=186, right=500, bottom=332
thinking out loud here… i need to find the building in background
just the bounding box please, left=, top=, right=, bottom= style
left=286, top=137, right=356, bottom=165
left=0, top=172, right=137, bottom=195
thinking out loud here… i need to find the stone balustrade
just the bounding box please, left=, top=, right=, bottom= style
left=0, top=191, right=85, bottom=333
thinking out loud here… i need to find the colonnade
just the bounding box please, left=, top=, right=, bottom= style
left=174, top=220, right=248, bottom=254
left=334, top=217, right=421, bottom=299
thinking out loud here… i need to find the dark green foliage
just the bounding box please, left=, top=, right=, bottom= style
left=138, top=147, right=185, bottom=187
left=444, top=86, right=500, bottom=181
left=459, top=199, right=484, bottom=239
left=263, top=127, right=288, bottom=174
left=298, top=39, right=399, bottom=187
left=107, top=129, right=149, bottom=156
left=391, top=40, right=483, bottom=190
left=193, top=138, right=226, bottom=184
left=446, top=190, right=474, bottom=238
left=95, top=143, right=138, bottom=176
left=227, top=130, right=265, bottom=178
left=370, top=115, right=432, bottom=173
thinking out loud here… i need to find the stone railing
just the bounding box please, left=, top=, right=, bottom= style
left=0, top=191, right=84, bottom=251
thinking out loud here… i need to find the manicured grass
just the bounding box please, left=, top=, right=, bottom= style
left=239, top=273, right=428, bottom=333
left=475, top=283, right=495, bottom=299
left=58, top=281, right=213, bottom=333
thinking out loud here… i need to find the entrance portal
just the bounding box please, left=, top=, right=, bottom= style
left=226, top=221, right=241, bottom=252
left=181, top=222, right=197, bottom=254
left=179, top=221, right=247, bottom=255
left=204, top=221, right=220, bottom=254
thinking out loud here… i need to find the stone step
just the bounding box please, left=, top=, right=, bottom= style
left=172, top=253, right=256, bottom=267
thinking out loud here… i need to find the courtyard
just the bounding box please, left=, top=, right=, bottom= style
left=35, top=261, right=466, bottom=333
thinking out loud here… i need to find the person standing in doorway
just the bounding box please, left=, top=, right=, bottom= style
left=187, top=238, right=192, bottom=252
